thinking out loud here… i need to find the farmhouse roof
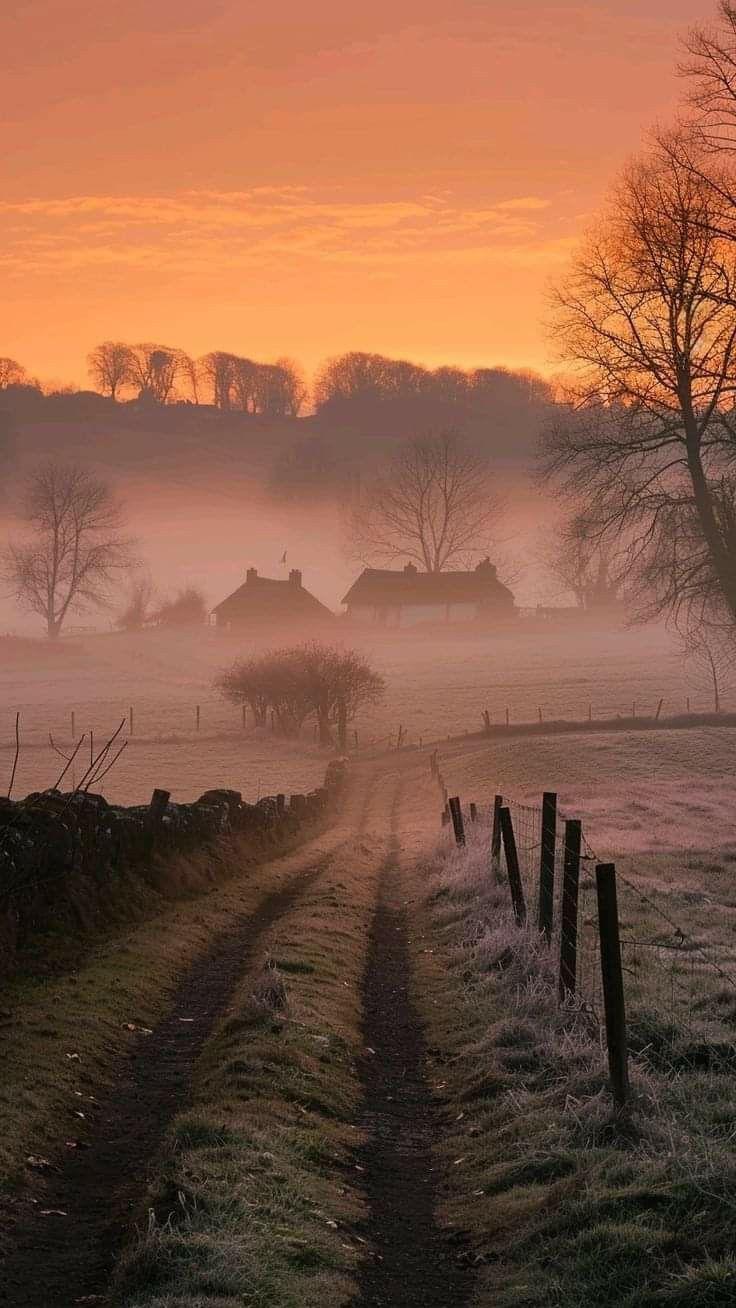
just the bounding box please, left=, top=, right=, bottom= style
left=213, top=568, right=334, bottom=621
left=341, top=559, right=515, bottom=607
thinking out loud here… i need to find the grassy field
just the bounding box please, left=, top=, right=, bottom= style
left=412, top=819, right=736, bottom=1306
left=0, top=620, right=714, bottom=809
left=434, top=726, right=736, bottom=852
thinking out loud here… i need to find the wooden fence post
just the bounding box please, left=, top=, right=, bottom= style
left=469, top=802, right=478, bottom=823
left=558, top=819, right=582, bottom=1002
left=505, top=707, right=510, bottom=727
left=538, top=791, right=557, bottom=944
left=448, top=796, right=466, bottom=847
left=655, top=697, right=664, bottom=721
left=242, top=703, right=247, bottom=729
left=482, top=709, right=491, bottom=733
left=596, top=863, right=629, bottom=1108
left=196, top=704, right=201, bottom=732
left=491, top=794, right=503, bottom=869
left=499, top=806, right=527, bottom=926
left=71, top=710, right=76, bottom=740
left=129, top=706, right=134, bottom=736
left=276, top=793, right=286, bottom=816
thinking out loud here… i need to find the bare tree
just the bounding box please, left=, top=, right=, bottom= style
left=126, top=343, right=181, bottom=404
left=681, top=4, right=736, bottom=157
left=547, top=513, right=627, bottom=611
left=155, top=586, right=208, bottom=627
left=4, top=463, right=135, bottom=638
left=0, top=358, right=26, bottom=390
left=216, top=655, right=271, bottom=727
left=543, top=136, right=736, bottom=626
left=216, top=643, right=385, bottom=746
left=230, top=356, right=259, bottom=413
left=86, top=342, right=133, bottom=400
left=349, top=430, right=500, bottom=573
left=117, top=572, right=155, bottom=630
left=199, top=351, right=236, bottom=409
left=275, top=357, right=308, bottom=416
left=299, top=643, right=384, bottom=747
left=684, top=622, right=736, bottom=711
left=178, top=352, right=202, bottom=405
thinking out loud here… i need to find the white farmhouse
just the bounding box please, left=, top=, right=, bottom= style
left=342, top=559, right=516, bottom=628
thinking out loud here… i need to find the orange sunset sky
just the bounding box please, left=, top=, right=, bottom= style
left=1, top=0, right=715, bottom=387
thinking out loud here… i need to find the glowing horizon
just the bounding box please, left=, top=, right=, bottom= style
left=1, top=0, right=710, bottom=387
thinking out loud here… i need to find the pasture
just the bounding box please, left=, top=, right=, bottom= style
left=0, top=621, right=714, bottom=824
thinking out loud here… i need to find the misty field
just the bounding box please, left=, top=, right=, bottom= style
left=0, top=622, right=723, bottom=838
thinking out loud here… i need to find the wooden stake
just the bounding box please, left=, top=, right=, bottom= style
left=448, top=796, right=466, bottom=847
left=558, top=819, right=582, bottom=1001
left=491, top=794, right=503, bottom=868
left=538, top=792, right=557, bottom=944
left=596, top=863, right=629, bottom=1108
left=499, top=806, right=526, bottom=925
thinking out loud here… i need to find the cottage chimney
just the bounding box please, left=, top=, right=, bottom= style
left=246, top=567, right=258, bottom=584
left=475, top=557, right=496, bottom=579
left=289, top=568, right=302, bottom=587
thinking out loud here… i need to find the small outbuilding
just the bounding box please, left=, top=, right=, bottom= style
left=342, top=559, right=516, bottom=628
left=213, top=568, right=334, bottom=631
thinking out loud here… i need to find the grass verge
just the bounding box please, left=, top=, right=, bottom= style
left=0, top=814, right=336, bottom=1219
left=112, top=834, right=381, bottom=1308
left=410, top=823, right=736, bottom=1307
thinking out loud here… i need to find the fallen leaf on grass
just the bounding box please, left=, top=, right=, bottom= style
left=65, top=1053, right=81, bottom=1062
left=453, top=1157, right=467, bottom=1166
left=26, top=1155, right=51, bottom=1170
left=39, top=1209, right=67, bottom=1217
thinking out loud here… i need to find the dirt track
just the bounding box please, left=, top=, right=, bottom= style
left=1, top=756, right=465, bottom=1308
left=354, top=783, right=470, bottom=1308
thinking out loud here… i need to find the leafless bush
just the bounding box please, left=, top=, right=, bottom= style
left=216, top=642, right=385, bottom=745
left=155, top=586, right=208, bottom=628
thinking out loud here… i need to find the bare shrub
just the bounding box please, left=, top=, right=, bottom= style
left=216, top=642, right=385, bottom=745
left=155, top=586, right=208, bottom=628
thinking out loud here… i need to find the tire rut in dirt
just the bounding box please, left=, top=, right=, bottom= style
left=354, top=793, right=471, bottom=1308
left=0, top=855, right=331, bottom=1308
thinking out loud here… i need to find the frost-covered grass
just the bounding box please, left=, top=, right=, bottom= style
left=114, top=834, right=380, bottom=1308
left=412, top=822, right=736, bottom=1307
left=0, top=619, right=712, bottom=807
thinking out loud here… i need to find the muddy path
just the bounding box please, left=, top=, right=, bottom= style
left=353, top=785, right=471, bottom=1308
left=0, top=769, right=383, bottom=1308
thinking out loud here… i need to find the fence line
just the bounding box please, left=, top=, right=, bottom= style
left=436, top=757, right=736, bottom=1106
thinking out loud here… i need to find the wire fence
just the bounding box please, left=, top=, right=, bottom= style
left=431, top=756, right=736, bottom=1103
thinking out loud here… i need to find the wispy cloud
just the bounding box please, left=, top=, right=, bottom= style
left=0, top=187, right=565, bottom=278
